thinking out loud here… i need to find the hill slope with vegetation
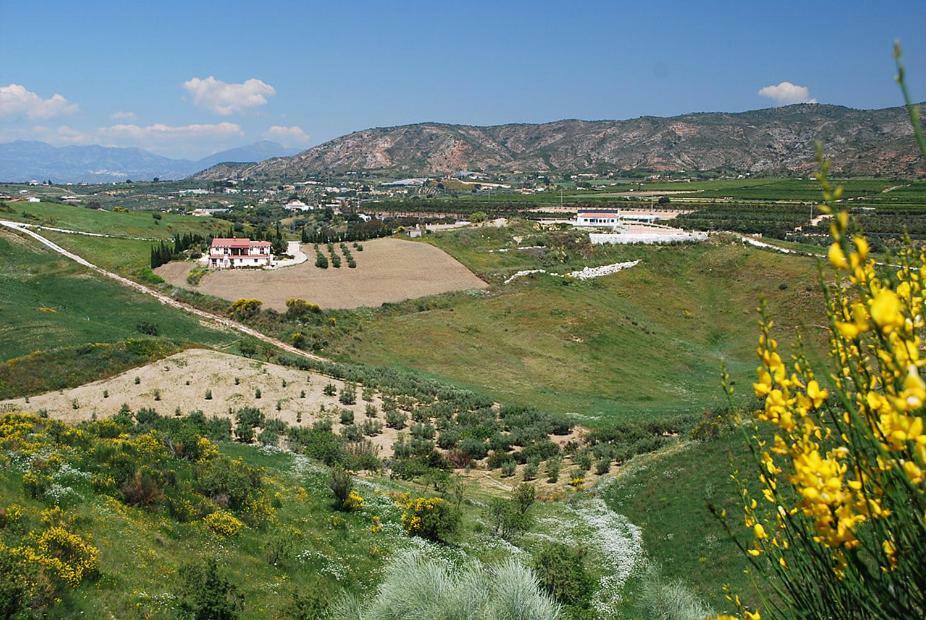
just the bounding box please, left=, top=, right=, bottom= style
left=195, top=103, right=923, bottom=179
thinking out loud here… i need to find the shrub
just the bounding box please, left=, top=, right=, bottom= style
left=230, top=298, right=262, bottom=320
left=33, top=526, right=101, bottom=587
left=338, top=384, right=356, bottom=405
left=523, top=461, right=539, bottom=481
left=488, top=498, right=528, bottom=541
left=385, top=410, right=407, bottom=430
left=329, top=466, right=359, bottom=512
left=176, top=558, right=244, bottom=620
left=545, top=458, right=561, bottom=483
left=135, top=321, right=159, bottom=336
left=532, top=542, right=595, bottom=608
left=395, top=494, right=460, bottom=542
left=203, top=511, right=244, bottom=537
left=285, top=298, right=321, bottom=319
left=323, top=383, right=337, bottom=396
left=330, top=552, right=559, bottom=619
left=501, top=460, right=516, bottom=477
left=339, top=409, right=355, bottom=425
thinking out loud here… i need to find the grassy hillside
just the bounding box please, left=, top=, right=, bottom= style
left=324, top=227, right=827, bottom=424
left=0, top=200, right=227, bottom=239
left=603, top=430, right=765, bottom=612
left=0, top=228, right=240, bottom=398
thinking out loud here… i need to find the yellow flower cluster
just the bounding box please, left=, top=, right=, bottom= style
left=343, top=490, right=365, bottom=512
left=203, top=511, right=244, bottom=537
left=17, top=526, right=101, bottom=587
left=395, top=493, right=449, bottom=537
left=747, top=200, right=926, bottom=571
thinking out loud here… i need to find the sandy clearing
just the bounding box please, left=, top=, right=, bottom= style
left=157, top=237, right=487, bottom=310
left=0, top=348, right=403, bottom=457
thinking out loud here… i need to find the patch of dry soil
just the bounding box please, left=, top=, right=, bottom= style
left=0, top=348, right=401, bottom=456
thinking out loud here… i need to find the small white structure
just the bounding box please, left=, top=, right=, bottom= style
left=284, top=199, right=312, bottom=212
left=208, top=238, right=274, bottom=269
left=575, top=209, right=621, bottom=228
left=26, top=196, right=41, bottom=203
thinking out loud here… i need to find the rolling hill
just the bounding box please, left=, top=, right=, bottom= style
left=194, top=103, right=923, bottom=180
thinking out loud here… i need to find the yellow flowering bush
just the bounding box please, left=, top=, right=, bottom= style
left=395, top=493, right=460, bottom=542
left=23, top=526, right=101, bottom=587
left=344, top=490, right=365, bottom=512
left=203, top=511, right=244, bottom=537
left=719, top=48, right=926, bottom=620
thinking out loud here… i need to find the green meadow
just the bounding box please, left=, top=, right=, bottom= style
left=0, top=228, right=240, bottom=398
left=324, top=226, right=828, bottom=426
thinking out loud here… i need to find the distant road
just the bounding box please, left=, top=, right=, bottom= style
left=0, top=219, right=328, bottom=363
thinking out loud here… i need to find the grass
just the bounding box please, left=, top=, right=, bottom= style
left=0, top=228, right=239, bottom=397
left=1, top=200, right=227, bottom=238
left=602, top=430, right=765, bottom=613
left=324, top=229, right=828, bottom=425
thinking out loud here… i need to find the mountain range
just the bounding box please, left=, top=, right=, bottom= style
left=195, top=103, right=924, bottom=180
left=0, top=140, right=298, bottom=183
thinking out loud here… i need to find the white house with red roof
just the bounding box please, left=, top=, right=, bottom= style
left=208, top=238, right=274, bottom=269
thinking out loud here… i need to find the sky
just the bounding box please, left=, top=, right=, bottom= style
left=0, top=0, right=924, bottom=159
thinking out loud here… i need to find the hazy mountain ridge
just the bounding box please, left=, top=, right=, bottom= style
left=0, top=140, right=296, bottom=183
left=194, top=104, right=923, bottom=180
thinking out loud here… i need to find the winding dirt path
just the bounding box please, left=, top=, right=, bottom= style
left=0, top=219, right=327, bottom=363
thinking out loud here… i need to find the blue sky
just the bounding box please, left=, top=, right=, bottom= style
left=0, top=0, right=923, bottom=159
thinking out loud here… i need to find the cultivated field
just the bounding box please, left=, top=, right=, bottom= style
left=0, top=348, right=399, bottom=454
left=156, top=237, right=487, bottom=310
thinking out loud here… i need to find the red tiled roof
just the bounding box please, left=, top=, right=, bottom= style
left=210, top=238, right=273, bottom=249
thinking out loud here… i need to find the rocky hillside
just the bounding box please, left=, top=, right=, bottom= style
left=193, top=103, right=923, bottom=180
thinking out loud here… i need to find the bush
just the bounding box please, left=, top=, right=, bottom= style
left=532, top=542, right=595, bottom=608
left=203, top=511, right=244, bottom=537
left=395, top=495, right=460, bottom=542
left=385, top=410, right=407, bottom=430
left=523, top=461, right=539, bottom=481
left=329, top=466, right=362, bottom=511
left=545, top=458, right=561, bottom=483
left=285, top=298, right=321, bottom=319
left=338, top=384, right=356, bottom=405
left=176, top=558, right=244, bottom=620
left=329, top=552, right=559, bottom=619
left=135, top=321, right=159, bottom=336
left=339, top=409, right=355, bottom=425
left=229, top=298, right=262, bottom=320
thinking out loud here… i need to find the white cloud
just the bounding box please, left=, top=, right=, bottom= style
left=111, top=110, right=137, bottom=121
left=0, top=84, right=78, bottom=119
left=758, top=81, right=816, bottom=106
left=182, top=76, right=275, bottom=115
left=263, top=125, right=310, bottom=147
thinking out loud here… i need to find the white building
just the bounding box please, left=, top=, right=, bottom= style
left=284, top=199, right=312, bottom=212
left=208, top=238, right=274, bottom=269
left=575, top=210, right=621, bottom=228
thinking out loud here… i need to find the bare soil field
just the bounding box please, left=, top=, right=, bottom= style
left=0, top=347, right=598, bottom=488
left=0, top=348, right=401, bottom=456
left=156, top=237, right=487, bottom=310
